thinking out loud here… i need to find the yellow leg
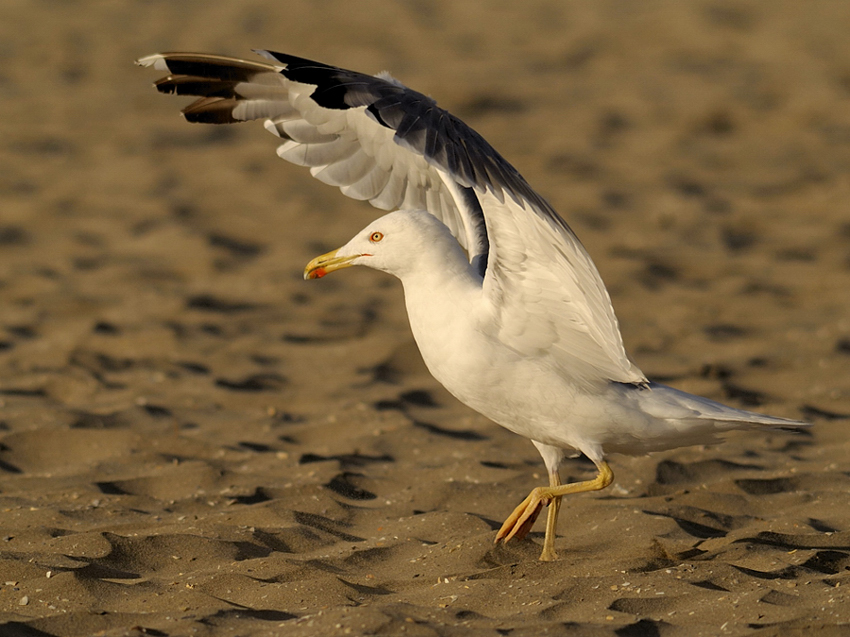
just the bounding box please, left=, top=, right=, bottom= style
left=495, top=460, right=613, bottom=561
left=539, top=470, right=562, bottom=562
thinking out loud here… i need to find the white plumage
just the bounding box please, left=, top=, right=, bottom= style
left=138, top=51, right=808, bottom=561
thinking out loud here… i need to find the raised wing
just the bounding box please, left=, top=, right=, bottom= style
left=138, top=50, right=646, bottom=386
left=137, top=51, right=491, bottom=269
left=478, top=188, right=646, bottom=386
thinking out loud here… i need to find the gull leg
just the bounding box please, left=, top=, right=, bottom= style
left=496, top=460, right=613, bottom=561
left=495, top=441, right=564, bottom=545
left=539, top=469, right=562, bottom=562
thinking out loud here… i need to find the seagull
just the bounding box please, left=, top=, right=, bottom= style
left=138, top=51, right=809, bottom=561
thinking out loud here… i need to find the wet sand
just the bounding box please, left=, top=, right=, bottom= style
left=1, top=1, right=850, bottom=635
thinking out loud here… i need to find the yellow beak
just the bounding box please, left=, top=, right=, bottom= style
left=303, top=248, right=360, bottom=280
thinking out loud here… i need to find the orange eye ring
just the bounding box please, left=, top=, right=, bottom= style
left=369, top=231, right=384, bottom=242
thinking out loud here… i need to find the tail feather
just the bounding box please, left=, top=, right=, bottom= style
left=640, top=382, right=810, bottom=429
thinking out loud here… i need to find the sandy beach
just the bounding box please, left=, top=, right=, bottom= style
left=1, top=1, right=849, bottom=635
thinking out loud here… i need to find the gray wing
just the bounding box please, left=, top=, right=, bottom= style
left=138, top=50, right=646, bottom=386
left=137, top=51, right=489, bottom=269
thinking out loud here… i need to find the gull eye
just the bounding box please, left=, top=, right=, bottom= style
left=369, top=231, right=384, bottom=242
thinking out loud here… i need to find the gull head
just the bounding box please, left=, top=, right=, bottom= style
left=304, top=210, right=460, bottom=281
